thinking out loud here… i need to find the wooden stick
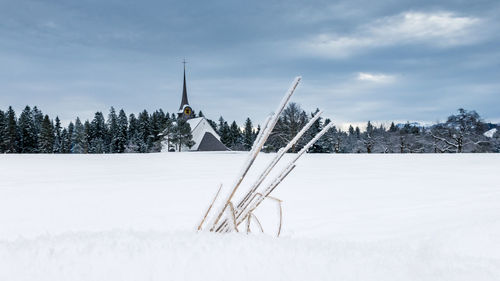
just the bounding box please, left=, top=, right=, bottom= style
left=197, top=184, right=222, bottom=231
left=210, top=77, right=302, bottom=231
left=218, top=111, right=324, bottom=233
left=227, top=201, right=239, bottom=232
left=236, top=110, right=324, bottom=210
left=236, top=164, right=296, bottom=226
left=246, top=213, right=251, bottom=234
left=251, top=213, right=264, bottom=233
left=208, top=115, right=271, bottom=231
left=236, top=121, right=335, bottom=227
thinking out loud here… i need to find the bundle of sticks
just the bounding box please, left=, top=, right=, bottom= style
left=197, top=77, right=334, bottom=236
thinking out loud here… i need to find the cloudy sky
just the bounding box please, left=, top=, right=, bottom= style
left=1, top=0, right=499, bottom=128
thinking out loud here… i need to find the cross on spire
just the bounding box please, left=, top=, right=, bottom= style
left=182, top=58, right=187, bottom=70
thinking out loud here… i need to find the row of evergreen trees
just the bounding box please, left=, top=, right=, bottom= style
left=1, top=104, right=498, bottom=154
left=0, top=106, right=194, bottom=153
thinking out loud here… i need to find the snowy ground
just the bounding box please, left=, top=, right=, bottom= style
left=1, top=153, right=499, bottom=280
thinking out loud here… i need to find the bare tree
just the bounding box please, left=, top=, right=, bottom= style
left=431, top=109, right=489, bottom=153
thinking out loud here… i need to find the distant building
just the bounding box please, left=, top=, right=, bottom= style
left=167, top=62, right=228, bottom=152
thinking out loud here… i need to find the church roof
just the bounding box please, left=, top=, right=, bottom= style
left=185, top=117, right=228, bottom=151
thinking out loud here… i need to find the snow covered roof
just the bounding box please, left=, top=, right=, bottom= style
left=185, top=117, right=228, bottom=151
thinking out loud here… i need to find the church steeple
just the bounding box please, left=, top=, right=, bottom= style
left=179, top=60, right=189, bottom=110
left=178, top=59, right=193, bottom=119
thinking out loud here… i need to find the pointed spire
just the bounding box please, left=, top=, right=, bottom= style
left=179, top=59, right=189, bottom=110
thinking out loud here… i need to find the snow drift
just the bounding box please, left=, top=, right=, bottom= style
left=1, top=153, right=499, bottom=280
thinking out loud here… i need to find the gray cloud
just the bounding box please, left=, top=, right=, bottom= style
left=0, top=0, right=499, bottom=127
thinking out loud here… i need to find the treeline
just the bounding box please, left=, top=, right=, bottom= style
left=0, top=104, right=498, bottom=154
left=262, top=104, right=499, bottom=153
left=0, top=106, right=194, bottom=153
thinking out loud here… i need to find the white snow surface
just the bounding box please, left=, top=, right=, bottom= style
left=1, top=153, right=500, bottom=280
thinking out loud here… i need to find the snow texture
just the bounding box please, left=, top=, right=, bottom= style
left=1, top=153, right=500, bottom=280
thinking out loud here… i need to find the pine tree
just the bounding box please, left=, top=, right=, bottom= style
left=228, top=121, right=243, bottom=150
left=83, top=120, right=91, bottom=153
left=66, top=122, right=74, bottom=152
left=366, top=121, right=374, bottom=136
left=198, top=110, right=204, bottom=118
left=162, top=115, right=174, bottom=152
left=89, top=112, right=107, bottom=153
left=389, top=122, right=397, bottom=132
left=318, top=118, right=335, bottom=153
left=0, top=110, right=6, bottom=153
left=5, top=107, right=19, bottom=153
left=39, top=115, right=54, bottom=153
left=307, top=109, right=325, bottom=153
left=217, top=116, right=225, bottom=135
left=126, top=113, right=140, bottom=153
left=243, top=117, right=254, bottom=151
left=116, top=109, right=128, bottom=153
left=60, top=128, right=70, bottom=153
left=18, top=106, right=38, bottom=153
left=107, top=107, right=119, bottom=153
left=219, top=120, right=231, bottom=147
left=348, top=125, right=355, bottom=136
left=71, top=117, right=85, bottom=153
left=150, top=110, right=165, bottom=152
left=53, top=116, right=62, bottom=153
left=170, top=118, right=194, bottom=151
left=32, top=106, right=44, bottom=141
left=137, top=110, right=151, bottom=152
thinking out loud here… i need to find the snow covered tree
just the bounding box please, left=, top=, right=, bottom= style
left=0, top=110, right=5, bottom=153
left=71, top=117, right=85, bottom=153
left=66, top=122, right=74, bottom=153
left=307, top=109, right=327, bottom=153
left=60, top=128, right=70, bottom=153
left=4, top=107, right=19, bottom=153
left=32, top=106, right=44, bottom=142
left=137, top=110, right=152, bottom=153
left=389, top=122, right=397, bottom=132
left=431, top=108, right=489, bottom=153
left=243, top=117, right=255, bottom=151
left=267, top=102, right=308, bottom=152
left=218, top=118, right=231, bottom=148
left=83, top=120, right=91, bottom=153
left=18, top=106, right=38, bottom=153
left=228, top=121, right=243, bottom=150
left=150, top=110, right=166, bottom=152
left=314, top=118, right=338, bottom=153
left=162, top=115, right=174, bottom=152
left=107, top=107, right=119, bottom=153
left=53, top=116, right=62, bottom=153
left=170, top=118, right=194, bottom=152
left=39, top=115, right=54, bottom=153
left=88, top=112, right=107, bottom=153
left=116, top=109, right=128, bottom=153
left=126, top=113, right=140, bottom=153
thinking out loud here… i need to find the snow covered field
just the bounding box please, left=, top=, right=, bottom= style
left=1, top=153, right=499, bottom=280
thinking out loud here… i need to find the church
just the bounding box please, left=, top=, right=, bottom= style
left=168, top=64, right=228, bottom=152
